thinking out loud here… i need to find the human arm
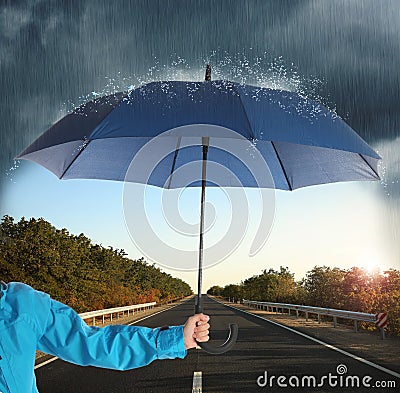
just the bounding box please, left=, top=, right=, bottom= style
left=37, top=299, right=187, bottom=370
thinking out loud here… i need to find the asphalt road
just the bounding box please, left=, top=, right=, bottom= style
left=36, top=296, right=399, bottom=393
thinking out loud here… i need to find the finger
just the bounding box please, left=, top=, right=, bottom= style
left=195, top=326, right=210, bottom=335
left=195, top=334, right=210, bottom=343
left=195, top=323, right=210, bottom=332
left=195, top=329, right=209, bottom=338
left=198, top=313, right=210, bottom=322
left=193, top=313, right=209, bottom=322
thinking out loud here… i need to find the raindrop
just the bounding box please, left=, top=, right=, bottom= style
left=5, top=160, right=20, bottom=183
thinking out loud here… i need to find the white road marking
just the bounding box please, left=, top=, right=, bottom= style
left=34, top=300, right=190, bottom=370
left=34, top=357, right=58, bottom=370
left=192, top=371, right=202, bottom=393
left=127, top=301, right=183, bottom=325
left=214, top=298, right=400, bottom=380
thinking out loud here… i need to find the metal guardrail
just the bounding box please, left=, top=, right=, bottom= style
left=242, top=299, right=386, bottom=339
left=79, top=302, right=157, bottom=326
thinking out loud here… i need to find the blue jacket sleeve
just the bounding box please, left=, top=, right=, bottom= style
left=37, top=298, right=187, bottom=370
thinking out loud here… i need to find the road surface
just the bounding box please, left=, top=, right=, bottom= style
left=36, top=296, right=398, bottom=392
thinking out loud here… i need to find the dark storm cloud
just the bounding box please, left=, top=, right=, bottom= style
left=1, top=0, right=399, bottom=208
left=0, top=0, right=86, bottom=192
left=266, top=0, right=400, bottom=142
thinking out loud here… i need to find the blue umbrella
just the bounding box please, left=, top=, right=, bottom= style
left=18, top=65, right=380, bottom=354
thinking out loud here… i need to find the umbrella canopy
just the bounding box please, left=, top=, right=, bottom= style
left=18, top=79, right=380, bottom=191
left=18, top=67, right=381, bottom=354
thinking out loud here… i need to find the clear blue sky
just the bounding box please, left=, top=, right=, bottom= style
left=2, top=157, right=395, bottom=292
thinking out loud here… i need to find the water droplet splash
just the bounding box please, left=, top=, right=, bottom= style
left=58, top=51, right=332, bottom=120
left=5, top=160, right=20, bottom=183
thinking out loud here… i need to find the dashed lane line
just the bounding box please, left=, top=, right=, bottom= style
left=192, top=371, right=202, bottom=393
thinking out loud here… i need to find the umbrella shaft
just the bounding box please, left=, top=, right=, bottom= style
left=197, top=138, right=209, bottom=313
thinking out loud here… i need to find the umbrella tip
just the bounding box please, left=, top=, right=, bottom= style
left=205, top=64, right=211, bottom=81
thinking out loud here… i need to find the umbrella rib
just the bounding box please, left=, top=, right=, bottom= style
left=59, top=139, right=91, bottom=179
left=233, top=84, right=255, bottom=139
left=166, top=136, right=182, bottom=189
left=358, top=153, right=380, bottom=179
left=271, top=141, right=293, bottom=191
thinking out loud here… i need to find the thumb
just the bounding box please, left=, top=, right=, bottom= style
left=193, top=313, right=210, bottom=324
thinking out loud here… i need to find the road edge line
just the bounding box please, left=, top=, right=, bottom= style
left=127, top=300, right=188, bottom=326
left=211, top=297, right=400, bottom=380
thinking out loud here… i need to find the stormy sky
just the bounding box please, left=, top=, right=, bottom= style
left=1, top=0, right=399, bottom=286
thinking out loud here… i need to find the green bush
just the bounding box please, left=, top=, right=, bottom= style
left=0, top=215, right=192, bottom=312
left=211, top=265, right=400, bottom=336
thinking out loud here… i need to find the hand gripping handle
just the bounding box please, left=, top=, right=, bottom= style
left=195, top=299, right=238, bottom=355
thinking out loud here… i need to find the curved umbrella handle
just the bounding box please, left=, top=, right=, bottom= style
left=196, top=323, right=238, bottom=354
left=195, top=299, right=238, bottom=355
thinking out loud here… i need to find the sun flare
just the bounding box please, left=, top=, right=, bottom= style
left=360, top=256, right=381, bottom=274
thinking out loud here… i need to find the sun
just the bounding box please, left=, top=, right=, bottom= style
left=360, top=255, right=381, bottom=274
